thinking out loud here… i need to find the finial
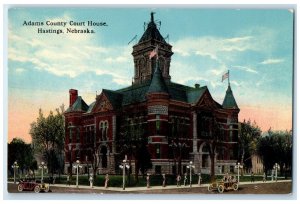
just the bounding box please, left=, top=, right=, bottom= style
left=151, top=12, right=155, bottom=22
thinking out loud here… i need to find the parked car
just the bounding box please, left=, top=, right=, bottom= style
left=208, top=179, right=239, bottom=193
left=17, top=179, right=50, bottom=193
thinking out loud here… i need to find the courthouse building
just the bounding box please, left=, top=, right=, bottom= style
left=64, top=13, right=240, bottom=175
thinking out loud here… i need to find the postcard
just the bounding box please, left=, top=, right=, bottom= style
left=5, top=6, right=294, bottom=197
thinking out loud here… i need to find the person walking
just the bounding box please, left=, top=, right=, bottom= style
left=146, top=173, right=150, bottom=188
left=176, top=174, right=181, bottom=187
left=184, top=173, right=188, bottom=186
left=162, top=174, right=166, bottom=187
left=89, top=175, right=94, bottom=188
left=66, top=174, right=70, bottom=186
left=104, top=174, right=109, bottom=188
left=198, top=173, right=202, bottom=186
left=263, top=172, right=266, bottom=182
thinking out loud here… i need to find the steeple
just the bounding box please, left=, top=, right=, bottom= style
left=132, top=13, right=173, bottom=85
left=222, top=85, right=239, bottom=109
left=139, top=12, right=166, bottom=43
left=148, top=62, right=168, bottom=94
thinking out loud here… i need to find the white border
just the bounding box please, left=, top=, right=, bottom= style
left=1, top=0, right=299, bottom=203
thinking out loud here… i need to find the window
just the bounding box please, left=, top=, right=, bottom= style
left=156, top=115, right=160, bottom=134
left=155, top=166, right=161, bottom=174
left=99, top=121, right=109, bottom=141
left=183, top=166, right=187, bottom=174
left=156, top=144, right=161, bottom=159
left=76, top=128, right=80, bottom=143
left=230, top=166, right=234, bottom=173
left=202, top=155, right=209, bottom=167
left=101, top=146, right=107, bottom=168
left=69, top=128, right=73, bottom=143
left=229, top=125, right=233, bottom=142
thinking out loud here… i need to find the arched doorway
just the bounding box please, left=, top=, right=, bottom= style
left=199, top=142, right=211, bottom=174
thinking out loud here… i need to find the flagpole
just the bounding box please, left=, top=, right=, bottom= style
left=156, top=45, right=159, bottom=69
left=228, top=70, right=230, bottom=86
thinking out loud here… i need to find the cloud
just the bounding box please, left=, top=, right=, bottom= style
left=15, top=68, right=25, bottom=73
left=232, top=65, right=258, bottom=74
left=8, top=14, right=133, bottom=87
left=260, top=58, right=284, bottom=65
left=171, top=35, right=254, bottom=61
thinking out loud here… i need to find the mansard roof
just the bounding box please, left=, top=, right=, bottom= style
left=65, top=96, right=89, bottom=113
left=222, top=85, right=239, bottom=109
left=138, top=13, right=166, bottom=43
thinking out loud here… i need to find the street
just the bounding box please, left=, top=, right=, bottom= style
left=7, top=180, right=292, bottom=194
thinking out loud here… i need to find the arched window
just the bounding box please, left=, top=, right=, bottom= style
left=159, top=57, right=165, bottom=74
left=99, top=121, right=103, bottom=141
left=99, top=121, right=108, bottom=141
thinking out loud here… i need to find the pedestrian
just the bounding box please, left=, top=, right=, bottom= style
left=146, top=173, right=150, bottom=188
left=263, top=172, right=266, bottom=182
left=53, top=175, right=56, bottom=184
left=104, top=174, right=109, bottom=188
left=89, top=175, right=94, bottom=188
left=198, top=173, right=202, bottom=186
left=184, top=173, right=188, bottom=186
left=251, top=172, right=255, bottom=182
left=162, top=174, right=166, bottom=187
left=66, top=174, right=70, bottom=186
left=176, top=174, right=181, bottom=187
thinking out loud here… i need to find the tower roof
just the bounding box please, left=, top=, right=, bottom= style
left=139, top=12, right=166, bottom=43
left=65, top=96, right=89, bottom=113
left=222, top=85, right=239, bottom=109
left=147, top=63, right=169, bottom=94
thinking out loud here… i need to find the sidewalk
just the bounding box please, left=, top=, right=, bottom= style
left=9, top=179, right=292, bottom=192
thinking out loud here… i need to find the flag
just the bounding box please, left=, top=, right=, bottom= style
left=149, top=45, right=158, bottom=59
left=222, top=71, right=229, bottom=82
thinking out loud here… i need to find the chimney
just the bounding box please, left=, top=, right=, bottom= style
left=195, top=83, right=200, bottom=89
left=69, top=89, right=78, bottom=107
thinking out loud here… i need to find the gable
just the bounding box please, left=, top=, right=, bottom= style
left=92, top=93, right=114, bottom=113
left=196, top=90, right=218, bottom=110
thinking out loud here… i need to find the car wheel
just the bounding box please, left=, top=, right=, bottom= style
left=17, top=184, right=24, bottom=192
left=34, top=185, right=40, bottom=193
left=208, top=185, right=213, bottom=192
left=218, top=185, right=224, bottom=193
left=233, top=183, right=238, bottom=191
left=44, top=185, right=50, bottom=192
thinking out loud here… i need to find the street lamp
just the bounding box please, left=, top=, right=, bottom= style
left=73, top=160, right=82, bottom=188
left=39, top=161, right=47, bottom=183
left=186, top=161, right=195, bottom=187
left=11, top=161, right=19, bottom=184
left=273, top=163, right=279, bottom=182
left=119, top=156, right=130, bottom=190
left=235, top=162, right=243, bottom=183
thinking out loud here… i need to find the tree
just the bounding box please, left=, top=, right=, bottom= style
left=30, top=105, right=65, bottom=177
left=257, top=129, right=292, bottom=177
left=239, top=120, right=261, bottom=171
left=136, top=143, right=152, bottom=177
left=8, top=138, right=37, bottom=177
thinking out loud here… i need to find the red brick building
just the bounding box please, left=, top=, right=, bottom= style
left=64, top=13, right=240, bottom=175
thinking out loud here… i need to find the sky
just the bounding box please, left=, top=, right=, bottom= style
left=7, top=7, right=294, bottom=143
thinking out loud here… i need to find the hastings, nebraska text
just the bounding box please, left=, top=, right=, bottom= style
left=23, top=20, right=108, bottom=34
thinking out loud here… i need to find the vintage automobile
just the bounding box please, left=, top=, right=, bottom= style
left=17, top=179, right=50, bottom=193
left=208, top=179, right=239, bottom=193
